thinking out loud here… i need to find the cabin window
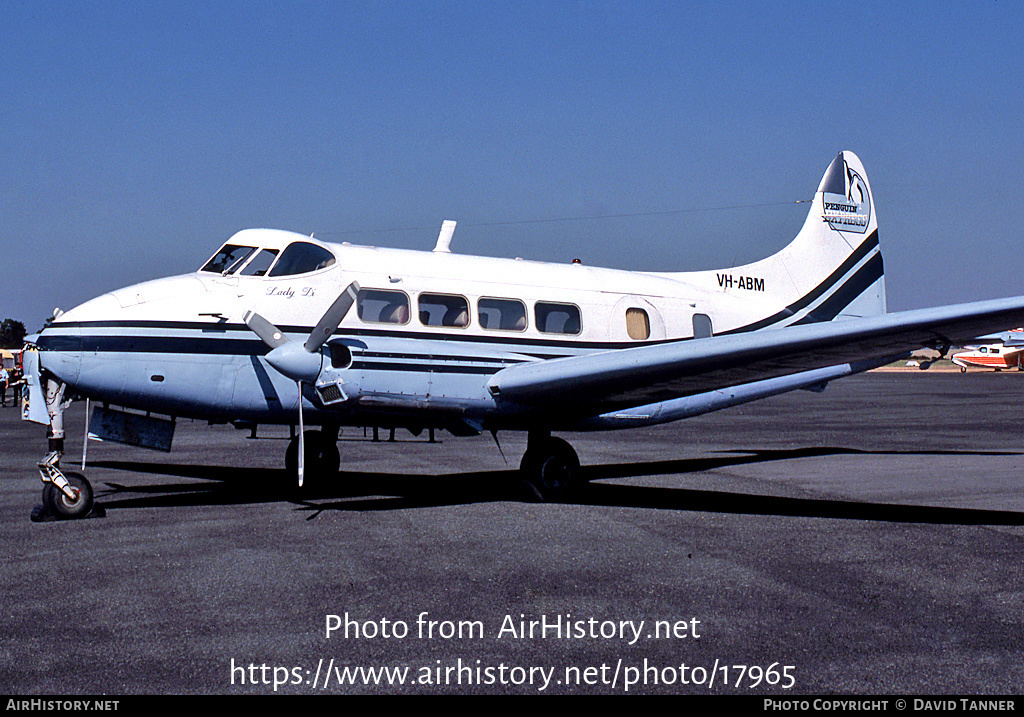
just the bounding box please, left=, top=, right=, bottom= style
left=238, top=249, right=279, bottom=276
left=478, top=298, right=527, bottom=331
left=201, top=244, right=256, bottom=274
left=267, top=242, right=336, bottom=277
left=418, top=293, right=469, bottom=328
left=357, top=289, right=410, bottom=324
left=535, top=301, right=582, bottom=335
left=692, top=313, right=713, bottom=339
left=625, top=308, right=650, bottom=340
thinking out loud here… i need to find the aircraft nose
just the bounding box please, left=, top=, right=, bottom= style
left=36, top=292, right=123, bottom=387
left=54, top=292, right=122, bottom=323
left=35, top=326, right=84, bottom=386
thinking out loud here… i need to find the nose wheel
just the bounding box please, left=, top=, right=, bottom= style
left=42, top=471, right=94, bottom=518
left=31, top=452, right=103, bottom=521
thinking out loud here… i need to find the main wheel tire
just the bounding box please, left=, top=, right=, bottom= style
left=521, top=436, right=580, bottom=501
left=285, top=431, right=341, bottom=489
left=42, top=472, right=94, bottom=519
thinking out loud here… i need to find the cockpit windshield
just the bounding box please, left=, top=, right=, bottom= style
left=267, top=242, right=336, bottom=276
left=238, top=249, right=279, bottom=276
left=201, top=245, right=256, bottom=274
left=200, top=239, right=336, bottom=277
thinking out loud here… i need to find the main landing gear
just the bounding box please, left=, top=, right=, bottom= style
left=284, top=428, right=340, bottom=490
left=519, top=431, right=583, bottom=502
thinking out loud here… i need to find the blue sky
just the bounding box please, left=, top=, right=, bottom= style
left=3, top=1, right=1022, bottom=331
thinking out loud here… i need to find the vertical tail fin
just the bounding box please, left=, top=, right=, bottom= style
left=793, top=150, right=886, bottom=322
left=690, top=151, right=886, bottom=333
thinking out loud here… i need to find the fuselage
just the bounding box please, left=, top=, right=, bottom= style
left=951, top=344, right=1024, bottom=371
left=28, top=152, right=890, bottom=435
left=32, top=228, right=784, bottom=430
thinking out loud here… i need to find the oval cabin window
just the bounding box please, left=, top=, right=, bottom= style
left=418, top=293, right=469, bottom=328
left=535, top=302, right=581, bottom=335
left=625, top=308, right=650, bottom=340
left=357, top=289, right=410, bottom=324
left=478, top=298, right=528, bottom=331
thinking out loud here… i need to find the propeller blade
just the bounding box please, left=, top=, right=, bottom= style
left=245, top=310, right=319, bottom=381
left=304, top=282, right=361, bottom=353
left=245, top=284, right=360, bottom=487
left=297, top=381, right=305, bottom=488
left=243, top=310, right=290, bottom=349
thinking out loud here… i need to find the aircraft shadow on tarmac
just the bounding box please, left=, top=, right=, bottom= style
left=85, top=446, right=1024, bottom=526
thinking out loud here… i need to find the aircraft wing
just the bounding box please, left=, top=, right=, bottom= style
left=487, top=296, right=1024, bottom=415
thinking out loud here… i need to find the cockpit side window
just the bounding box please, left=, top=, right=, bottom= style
left=238, top=249, right=279, bottom=276
left=201, top=245, right=256, bottom=274
left=267, top=242, right=336, bottom=277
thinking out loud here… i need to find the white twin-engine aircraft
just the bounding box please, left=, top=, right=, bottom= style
left=22, top=151, right=1024, bottom=518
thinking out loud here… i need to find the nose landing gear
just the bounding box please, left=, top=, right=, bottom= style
left=30, top=377, right=104, bottom=522
left=31, top=451, right=103, bottom=522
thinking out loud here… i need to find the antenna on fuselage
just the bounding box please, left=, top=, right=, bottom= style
left=432, top=219, right=456, bottom=253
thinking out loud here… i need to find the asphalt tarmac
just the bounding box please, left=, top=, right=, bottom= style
left=2, top=371, right=1023, bottom=695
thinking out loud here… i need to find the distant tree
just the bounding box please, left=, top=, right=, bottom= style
left=1, top=319, right=27, bottom=348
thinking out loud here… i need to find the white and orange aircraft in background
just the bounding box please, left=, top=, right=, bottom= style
left=21, top=151, right=1024, bottom=519
left=952, top=329, right=1024, bottom=372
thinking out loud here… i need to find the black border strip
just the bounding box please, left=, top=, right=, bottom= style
left=719, top=230, right=879, bottom=335
left=792, top=253, right=884, bottom=325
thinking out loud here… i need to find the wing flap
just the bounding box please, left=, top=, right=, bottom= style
left=487, top=296, right=1024, bottom=413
